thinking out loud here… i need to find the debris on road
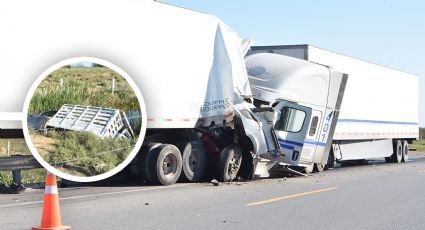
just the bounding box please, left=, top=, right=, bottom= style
left=278, top=177, right=287, bottom=182
left=211, top=179, right=221, bottom=186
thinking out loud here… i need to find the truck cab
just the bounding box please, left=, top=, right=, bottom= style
left=244, top=53, right=347, bottom=174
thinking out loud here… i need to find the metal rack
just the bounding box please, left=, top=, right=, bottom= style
left=45, top=104, right=134, bottom=139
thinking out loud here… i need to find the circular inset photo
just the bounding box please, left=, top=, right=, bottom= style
left=23, top=57, right=147, bottom=182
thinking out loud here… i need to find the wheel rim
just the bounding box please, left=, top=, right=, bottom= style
left=403, top=143, right=409, bottom=161
left=162, top=153, right=177, bottom=178
left=227, top=154, right=241, bottom=177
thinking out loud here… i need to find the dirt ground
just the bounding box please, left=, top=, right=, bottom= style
left=29, top=134, right=55, bottom=157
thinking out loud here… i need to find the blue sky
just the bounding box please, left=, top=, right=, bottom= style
left=70, top=61, right=94, bottom=67
left=163, top=0, right=425, bottom=127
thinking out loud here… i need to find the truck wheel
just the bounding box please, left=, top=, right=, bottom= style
left=402, top=140, right=409, bottom=162
left=391, top=140, right=403, bottom=163
left=147, top=144, right=182, bottom=185
left=314, top=163, right=325, bottom=172
left=217, top=145, right=242, bottom=182
left=304, top=163, right=314, bottom=174
left=138, top=143, right=161, bottom=182
left=178, top=141, right=207, bottom=182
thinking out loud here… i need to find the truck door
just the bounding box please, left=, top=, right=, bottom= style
left=273, top=101, right=312, bottom=166
left=301, top=110, right=322, bottom=163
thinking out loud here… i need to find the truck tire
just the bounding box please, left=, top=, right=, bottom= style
left=147, top=144, right=182, bottom=185
left=304, top=163, right=314, bottom=174
left=314, top=163, right=325, bottom=172
left=138, top=143, right=161, bottom=182
left=402, top=140, right=409, bottom=162
left=178, top=141, right=207, bottom=182
left=217, top=144, right=242, bottom=182
left=391, top=140, right=403, bottom=163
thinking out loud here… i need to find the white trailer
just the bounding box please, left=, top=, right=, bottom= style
left=1, top=1, right=350, bottom=184
left=1, top=0, right=264, bottom=184
left=247, top=45, right=419, bottom=169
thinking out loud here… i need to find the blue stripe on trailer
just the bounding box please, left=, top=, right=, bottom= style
left=338, top=119, right=418, bottom=125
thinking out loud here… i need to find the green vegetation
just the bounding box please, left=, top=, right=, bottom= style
left=29, top=67, right=140, bottom=113
left=0, top=169, right=46, bottom=185
left=34, top=130, right=136, bottom=177
left=420, top=127, right=425, bottom=140
left=0, top=139, right=30, bottom=156
left=0, top=138, right=46, bottom=185
left=411, top=140, right=425, bottom=152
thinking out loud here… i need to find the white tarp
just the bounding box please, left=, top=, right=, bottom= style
left=0, top=0, right=251, bottom=129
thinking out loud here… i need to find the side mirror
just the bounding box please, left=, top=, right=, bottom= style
left=262, top=110, right=280, bottom=124
left=273, top=110, right=281, bottom=125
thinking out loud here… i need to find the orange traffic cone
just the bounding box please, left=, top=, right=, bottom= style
left=32, top=173, right=71, bottom=230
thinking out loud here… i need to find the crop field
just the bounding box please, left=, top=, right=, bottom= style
left=27, top=65, right=142, bottom=177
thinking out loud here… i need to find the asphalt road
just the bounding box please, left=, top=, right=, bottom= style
left=1, top=152, right=425, bottom=230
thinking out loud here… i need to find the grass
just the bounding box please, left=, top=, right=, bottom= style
left=32, top=130, right=136, bottom=177
left=29, top=66, right=140, bottom=113
left=0, top=169, right=46, bottom=185
left=0, top=139, right=31, bottom=156
left=0, top=138, right=46, bottom=185
left=411, top=140, right=425, bottom=152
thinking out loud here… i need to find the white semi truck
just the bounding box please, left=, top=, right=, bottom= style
left=1, top=1, right=417, bottom=185
left=247, top=45, right=419, bottom=171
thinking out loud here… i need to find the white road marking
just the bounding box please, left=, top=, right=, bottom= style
left=0, top=183, right=192, bottom=208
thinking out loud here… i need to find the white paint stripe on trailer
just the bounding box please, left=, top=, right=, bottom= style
left=0, top=184, right=192, bottom=208
left=147, top=118, right=200, bottom=122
